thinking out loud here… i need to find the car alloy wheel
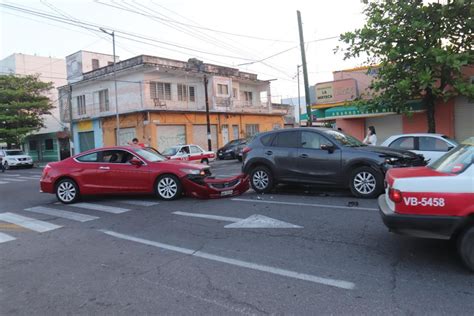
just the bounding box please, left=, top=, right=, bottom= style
left=252, top=170, right=269, bottom=191
left=56, top=179, right=79, bottom=204
left=157, top=175, right=181, bottom=200
left=353, top=171, right=376, bottom=195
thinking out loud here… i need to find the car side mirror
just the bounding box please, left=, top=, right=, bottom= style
left=320, top=143, right=335, bottom=153
left=130, top=157, right=143, bottom=166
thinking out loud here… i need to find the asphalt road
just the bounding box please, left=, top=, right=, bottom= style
left=0, top=160, right=473, bottom=315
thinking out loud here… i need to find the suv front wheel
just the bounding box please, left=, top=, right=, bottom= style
left=250, top=166, right=274, bottom=193
left=349, top=166, right=383, bottom=198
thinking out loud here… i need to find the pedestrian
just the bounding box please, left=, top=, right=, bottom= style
left=363, top=126, right=377, bottom=146
left=0, top=157, right=4, bottom=173
left=129, top=138, right=145, bottom=148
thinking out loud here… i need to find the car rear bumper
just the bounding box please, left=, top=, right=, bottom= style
left=182, top=174, right=250, bottom=199
left=378, top=194, right=464, bottom=240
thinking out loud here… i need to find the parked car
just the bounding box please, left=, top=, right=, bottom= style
left=217, top=139, right=246, bottom=160
left=0, top=149, right=34, bottom=169
left=161, top=144, right=216, bottom=164
left=381, top=133, right=458, bottom=162
left=242, top=128, right=426, bottom=198
left=234, top=138, right=251, bottom=162
left=379, top=140, right=474, bottom=271
left=40, top=146, right=249, bottom=203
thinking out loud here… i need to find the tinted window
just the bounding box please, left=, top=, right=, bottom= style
left=390, top=137, right=415, bottom=150
left=418, top=137, right=450, bottom=152
left=272, top=131, right=298, bottom=148
left=101, top=150, right=133, bottom=163
left=179, top=146, right=190, bottom=154
left=260, top=134, right=274, bottom=146
left=76, top=152, right=98, bottom=162
left=301, top=132, right=328, bottom=149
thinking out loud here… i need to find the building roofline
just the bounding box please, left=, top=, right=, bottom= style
left=66, top=50, right=117, bottom=58
left=332, top=65, right=379, bottom=73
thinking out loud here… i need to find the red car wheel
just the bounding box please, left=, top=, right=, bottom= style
left=155, top=175, right=182, bottom=200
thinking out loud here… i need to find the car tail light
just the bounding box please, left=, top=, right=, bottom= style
left=242, top=146, right=252, bottom=154
left=42, top=164, right=51, bottom=178
left=389, top=188, right=403, bottom=203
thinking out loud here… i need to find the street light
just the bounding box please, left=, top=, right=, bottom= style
left=100, top=28, right=120, bottom=145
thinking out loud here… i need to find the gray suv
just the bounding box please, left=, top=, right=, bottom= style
left=242, top=128, right=426, bottom=198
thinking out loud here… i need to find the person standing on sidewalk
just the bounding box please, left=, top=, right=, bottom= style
left=0, top=157, right=5, bottom=173
left=363, top=126, right=377, bottom=146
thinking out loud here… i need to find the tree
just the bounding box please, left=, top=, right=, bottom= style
left=0, top=74, right=54, bottom=147
left=338, top=0, right=474, bottom=133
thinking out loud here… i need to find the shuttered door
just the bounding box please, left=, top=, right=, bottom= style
left=454, top=100, right=474, bottom=142
left=193, top=125, right=218, bottom=151
left=156, top=125, right=186, bottom=151
left=118, top=128, right=136, bottom=146
left=78, top=131, right=95, bottom=152
left=365, top=115, right=403, bottom=145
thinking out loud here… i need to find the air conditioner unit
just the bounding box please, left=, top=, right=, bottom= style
left=153, top=98, right=167, bottom=107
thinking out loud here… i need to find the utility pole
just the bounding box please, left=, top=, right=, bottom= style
left=100, top=28, right=120, bottom=145
left=203, top=74, right=212, bottom=151
left=297, top=64, right=301, bottom=126
left=68, top=85, right=74, bottom=156
left=297, top=10, right=313, bottom=126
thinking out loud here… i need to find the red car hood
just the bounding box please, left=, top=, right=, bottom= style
left=386, top=166, right=454, bottom=186
left=155, top=159, right=207, bottom=169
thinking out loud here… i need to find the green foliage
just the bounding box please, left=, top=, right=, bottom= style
left=0, top=74, right=53, bottom=146
left=338, top=0, right=474, bottom=132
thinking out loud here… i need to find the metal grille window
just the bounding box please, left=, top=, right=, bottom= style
left=245, top=124, right=259, bottom=137
left=177, top=84, right=196, bottom=102
left=217, top=84, right=229, bottom=95
left=77, top=95, right=86, bottom=115
left=98, top=89, right=109, bottom=112
left=242, top=91, right=253, bottom=102
left=150, top=82, right=172, bottom=100
left=189, top=86, right=195, bottom=102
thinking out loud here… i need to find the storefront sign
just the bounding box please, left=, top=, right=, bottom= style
left=315, top=79, right=357, bottom=104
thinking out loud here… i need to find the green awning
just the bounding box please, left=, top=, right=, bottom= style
left=324, top=100, right=423, bottom=119
left=300, top=109, right=325, bottom=121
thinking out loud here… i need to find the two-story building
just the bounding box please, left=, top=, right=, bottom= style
left=58, top=51, right=286, bottom=153
left=301, top=66, right=474, bottom=143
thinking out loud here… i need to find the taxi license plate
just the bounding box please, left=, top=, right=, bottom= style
left=220, top=190, right=233, bottom=197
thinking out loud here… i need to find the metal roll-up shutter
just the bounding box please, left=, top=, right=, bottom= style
left=454, top=99, right=474, bottom=142
left=365, top=114, right=403, bottom=145
left=156, top=125, right=186, bottom=151
left=193, top=125, right=218, bottom=151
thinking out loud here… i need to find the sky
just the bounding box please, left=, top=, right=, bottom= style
left=0, top=0, right=367, bottom=101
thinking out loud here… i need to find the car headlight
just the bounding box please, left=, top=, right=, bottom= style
left=180, top=168, right=206, bottom=176
left=225, top=149, right=233, bottom=153
left=384, top=157, right=399, bottom=164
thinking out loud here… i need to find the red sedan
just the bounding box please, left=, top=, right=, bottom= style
left=40, top=146, right=249, bottom=203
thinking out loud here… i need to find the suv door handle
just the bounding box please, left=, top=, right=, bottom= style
left=265, top=150, right=273, bottom=156
left=299, top=154, right=308, bottom=158
left=99, top=166, right=110, bottom=170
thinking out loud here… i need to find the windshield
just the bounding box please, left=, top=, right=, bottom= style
left=133, top=148, right=167, bottom=162
left=6, top=150, right=24, bottom=156
left=429, top=145, right=473, bottom=174
left=323, top=130, right=365, bottom=147
left=161, top=147, right=179, bottom=156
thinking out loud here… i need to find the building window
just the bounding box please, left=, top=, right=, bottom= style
left=150, top=82, right=172, bottom=100
left=97, top=89, right=109, bottom=112
left=77, top=95, right=86, bottom=115
left=45, top=139, right=54, bottom=150
left=189, top=86, right=196, bottom=102
left=177, top=84, right=196, bottom=102
left=232, top=88, right=238, bottom=99
left=217, top=84, right=229, bottom=95
left=242, top=91, right=253, bottom=102
left=29, top=140, right=37, bottom=151
left=245, top=124, right=259, bottom=137
left=92, top=59, right=99, bottom=70
left=108, top=61, right=113, bottom=66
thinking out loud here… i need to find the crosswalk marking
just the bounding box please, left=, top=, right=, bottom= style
left=115, top=199, right=159, bottom=207
left=0, top=181, right=9, bottom=184
left=0, top=212, right=61, bottom=232
left=9, top=176, right=39, bottom=180
left=1, top=173, right=21, bottom=176
left=24, top=206, right=99, bottom=222
left=0, top=232, right=16, bottom=243
left=68, top=203, right=130, bottom=214
left=0, top=178, right=27, bottom=182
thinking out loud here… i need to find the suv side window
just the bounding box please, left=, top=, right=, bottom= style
left=389, top=137, right=415, bottom=150
left=301, top=131, right=328, bottom=149
left=260, top=134, right=274, bottom=146
left=271, top=131, right=298, bottom=148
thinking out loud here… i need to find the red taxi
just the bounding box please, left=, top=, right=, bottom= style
left=40, top=146, right=249, bottom=203
left=379, top=140, right=474, bottom=271
left=161, top=144, right=216, bottom=164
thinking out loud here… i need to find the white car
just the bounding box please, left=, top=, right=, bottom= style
left=161, top=144, right=216, bottom=164
left=381, top=133, right=458, bottom=162
left=0, top=149, right=34, bottom=169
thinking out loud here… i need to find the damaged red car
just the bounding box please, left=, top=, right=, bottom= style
left=40, top=146, right=249, bottom=203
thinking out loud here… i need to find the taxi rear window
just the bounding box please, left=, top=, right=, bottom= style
left=429, top=145, right=473, bottom=174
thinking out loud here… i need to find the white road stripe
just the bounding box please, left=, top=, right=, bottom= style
left=115, top=200, right=159, bottom=207
left=0, top=178, right=27, bottom=182
left=173, top=211, right=241, bottom=222
left=12, top=177, right=40, bottom=180
left=101, top=230, right=355, bottom=290
left=68, top=203, right=130, bottom=214
left=0, top=212, right=61, bottom=232
left=231, top=198, right=378, bottom=211
left=1, top=173, right=21, bottom=176
left=24, top=206, right=99, bottom=222
left=0, top=232, right=16, bottom=243
left=0, top=181, right=9, bottom=184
